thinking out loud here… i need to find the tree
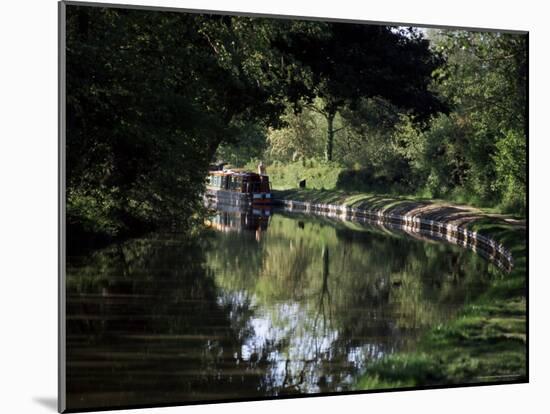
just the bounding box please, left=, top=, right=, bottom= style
left=265, top=101, right=325, bottom=162
left=274, top=24, right=446, bottom=161
left=215, top=122, right=268, bottom=167
left=65, top=6, right=311, bottom=238
left=428, top=30, right=527, bottom=210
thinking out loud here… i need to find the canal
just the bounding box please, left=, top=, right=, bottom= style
left=65, top=205, right=503, bottom=410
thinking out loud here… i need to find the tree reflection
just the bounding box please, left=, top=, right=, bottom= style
left=313, top=246, right=332, bottom=337
left=209, top=211, right=502, bottom=394
left=66, top=210, right=502, bottom=409
left=67, top=234, right=274, bottom=410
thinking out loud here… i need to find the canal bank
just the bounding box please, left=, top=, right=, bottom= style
left=273, top=188, right=527, bottom=388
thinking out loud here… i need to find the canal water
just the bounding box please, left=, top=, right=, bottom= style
left=66, top=205, right=503, bottom=410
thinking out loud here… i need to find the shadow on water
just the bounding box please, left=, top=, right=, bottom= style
left=65, top=203, right=504, bottom=410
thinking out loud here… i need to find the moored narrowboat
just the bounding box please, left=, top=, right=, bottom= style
left=206, top=169, right=272, bottom=205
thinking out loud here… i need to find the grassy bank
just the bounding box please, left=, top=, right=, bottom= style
left=255, top=160, right=525, bottom=217
left=274, top=188, right=527, bottom=388
left=356, top=274, right=526, bottom=389
left=274, top=188, right=526, bottom=219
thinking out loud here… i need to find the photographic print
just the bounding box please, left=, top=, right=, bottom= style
left=59, top=1, right=527, bottom=411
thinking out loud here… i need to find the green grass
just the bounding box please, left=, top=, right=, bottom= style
left=248, top=159, right=344, bottom=190
left=355, top=245, right=527, bottom=390
left=274, top=187, right=527, bottom=389
left=356, top=295, right=526, bottom=390
left=263, top=160, right=525, bottom=217
left=275, top=188, right=415, bottom=207
left=374, top=228, right=525, bottom=387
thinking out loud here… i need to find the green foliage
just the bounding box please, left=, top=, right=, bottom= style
left=276, top=24, right=446, bottom=161
left=493, top=130, right=527, bottom=214
left=66, top=6, right=312, bottom=241
left=381, top=29, right=528, bottom=215
left=335, top=166, right=411, bottom=194
left=65, top=6, right=528, bottom=394
left=249, top=159, right=343, bottom=190
left=67, top=187, right=120, bottom=237
left=216, top=122, right=268, bottom=167
left=424, top=31, right=527, bottom=213
left=335, top=98, right=402, bottom=168
left=66, top=3, right=528, bottom=244
left=266, top=31, right=527, bottom=215
left=393, top=113, right=470, bottom=198
left=265, top=102, right=325, bottom=162
left=263, top=97, right=423, bottom=195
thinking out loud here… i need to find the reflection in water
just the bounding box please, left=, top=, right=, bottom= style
left=206, top=204, right=270, bottom=242
left=66, top=205, right=502, bottom=410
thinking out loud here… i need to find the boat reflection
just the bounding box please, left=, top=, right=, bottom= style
left=206, top=203, right=271, bottom=241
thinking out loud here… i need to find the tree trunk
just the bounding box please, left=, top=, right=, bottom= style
left=325, top=111, right=336, bottom=162
left=206, top=136, right=223, bottom=163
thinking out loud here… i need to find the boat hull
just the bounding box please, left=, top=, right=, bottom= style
left=205, top=188, right=272, bottom=206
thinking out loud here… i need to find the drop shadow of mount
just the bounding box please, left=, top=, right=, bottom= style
left=33, top=397, right=57, bottom=412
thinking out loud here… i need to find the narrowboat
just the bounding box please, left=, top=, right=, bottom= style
left=205, top=169, right=272, bottom=205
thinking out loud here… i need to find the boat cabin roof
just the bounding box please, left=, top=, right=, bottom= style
left=209, top=169, right=263, bottom=179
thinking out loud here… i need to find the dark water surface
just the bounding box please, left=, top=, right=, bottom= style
left=66, top=207, right=502, bottom=410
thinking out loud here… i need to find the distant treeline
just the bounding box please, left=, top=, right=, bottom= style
left=65, top=5, right=526, bottom=245
left=229, top=33, right=527, bottom=214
